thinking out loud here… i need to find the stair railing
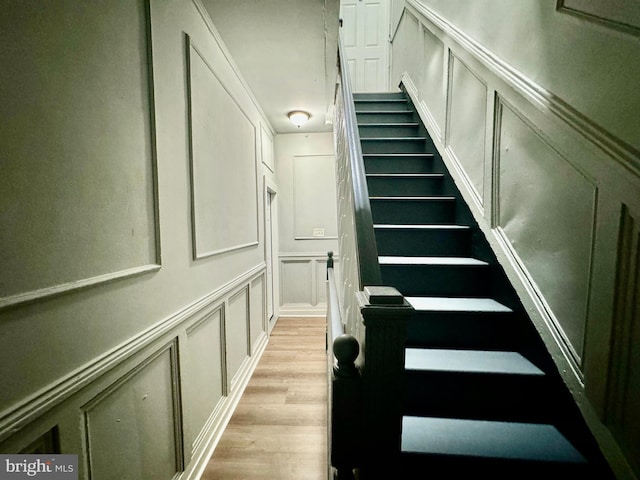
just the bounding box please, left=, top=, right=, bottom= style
left=333, top=32, right=382, bottom=343
left=328, top=33, right=415, bottom=478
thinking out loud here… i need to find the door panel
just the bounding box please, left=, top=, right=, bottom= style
left=340, top=0, right=390, bottom=92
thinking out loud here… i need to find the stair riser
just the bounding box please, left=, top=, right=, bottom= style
left=364, top=156, right=436, bottom=174
left=354, top=100, right=410, bottom=111
left=371, top=199, right=455, bottom=224
left=374, top=229, right=471, bottom=256
left=361, top=139, right=433, bottom=154
left=354, top=92, right=406, bottom=101
left=380, top=264, right=490, bottom=297
left=403, top=372, right=549, bottom=422
left=366, top=177, right=444, bottom=197
left=400, top=453, right=591, bottom=478
left=359, top=125, right=420, bottom=137
left=356, top=111, right=415, bottom=123
left=407, top=312, right=518, bottom=350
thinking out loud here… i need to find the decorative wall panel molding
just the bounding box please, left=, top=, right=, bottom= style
left=82, top=342, right=184, bottom=480
left=186, top=307, right=225, bottom=454
left=0, top=264, right=265, bottom=445
left=495, top=99, right=597, bottom=367
left=186, top=35, right=259, bottom=259
left=0, top=0, right=161, bottom=310
left=606, top=205, right=640, bottom=473
left=280, top=258, right=313, bottom=306
left=191, top=0, right=273, bottom=136
left=557, top=0, right=640, bottom=36
left=293, top=155, right=339, bottom=240
left=0, top=264, right=268, bottom=479
left=260, top=125, right=275, bottom=172
left=225, top=287, right=250, bottom=389
left=392, top=10, right=420, bottom=94
left=249, top=275, right=266, bottom=354
left=279, top=253, right=332, bottom=315
left=404, top=0, right=640, bottom=179
left=447, top=55, right=487, bottom=207
left=418, top=26, right=446, bottom=141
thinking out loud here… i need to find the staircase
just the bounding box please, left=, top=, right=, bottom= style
left=354, top=91, right=613, bottom=478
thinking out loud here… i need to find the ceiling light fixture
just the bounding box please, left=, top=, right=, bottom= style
left=288, top=110, right=310, bottom=128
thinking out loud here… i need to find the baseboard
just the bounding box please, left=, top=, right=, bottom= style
left=183, top=331, right=269, bottom=480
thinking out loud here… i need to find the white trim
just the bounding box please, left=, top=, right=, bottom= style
left=279, top=252, right=336, bottom=258
left=81, top=339, right=185, bottom=477
left=182, top=331, right=268, bottom=480
left=294, top=236, right=339, bottom=241
left=0, top=264, right=161, bottom=311
left=277, top=311, right=327, bottom=318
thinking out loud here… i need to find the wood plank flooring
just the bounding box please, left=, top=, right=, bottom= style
left=202, top=317, right=328, bottom=480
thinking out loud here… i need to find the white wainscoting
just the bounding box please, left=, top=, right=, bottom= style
left=279, top=253, right=334, bottom=316
left=447, top=54, right=487, bottom=209
left=186, top=306, right=225, bottom=455
left=605, top=205, right=640, bottom=474
left=392, top=2, right=640, bottom=477
left=0, top=265, right=268, bottom=480
left=419, top=26, right=446, bottom=141
left=82, top=342, right=183, bottom=479
left=495, top=99, right=597, bottom=364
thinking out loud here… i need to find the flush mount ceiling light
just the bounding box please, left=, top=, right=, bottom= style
left=288, top=110, right=310, bottom=128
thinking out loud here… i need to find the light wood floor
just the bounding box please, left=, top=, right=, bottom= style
left=202, top=317, right=328, bottom=480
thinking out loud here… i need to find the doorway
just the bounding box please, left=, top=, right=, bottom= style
left=340, top=0, right=391, bottom=92
left=265, top=188, right=277, bottom=328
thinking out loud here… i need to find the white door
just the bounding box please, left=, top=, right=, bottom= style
left=340, top=0, right=390, bottom=92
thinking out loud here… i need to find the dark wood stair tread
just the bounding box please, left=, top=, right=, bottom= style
left=404, top=348, right=544, bottom=376
left=370, top=196, right=455, bottom=200
left=359, top=122, right=420, bottom=127
left=363, top=153, right=434, bottom=157
left=401, top=416, right=586, bottom=464
left=406, top=296, right=512, bottom=313
left=361, top=136, right=427, bottom=141
left=366, top=173, right=443, bottom=178
left=379, top=256, right=487, bottom=267
left=374, top=224, right=469, bottom=230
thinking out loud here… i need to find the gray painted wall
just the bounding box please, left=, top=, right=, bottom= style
left=275, top=133, right=339, bottom=316
left=0, top=1, right=279, bottom=478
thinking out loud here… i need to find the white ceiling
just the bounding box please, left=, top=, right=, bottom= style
left=201, top=0, right=341, bottom=134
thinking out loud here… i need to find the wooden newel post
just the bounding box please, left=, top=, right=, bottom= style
left=327, top=251, right=334, bottom=279
left=357, top=286, right=413, bottom=478
left=331, top=334, right=363, bottom=479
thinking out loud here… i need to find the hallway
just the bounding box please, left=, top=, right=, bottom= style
left=202, top=317, right=328, bottom=479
